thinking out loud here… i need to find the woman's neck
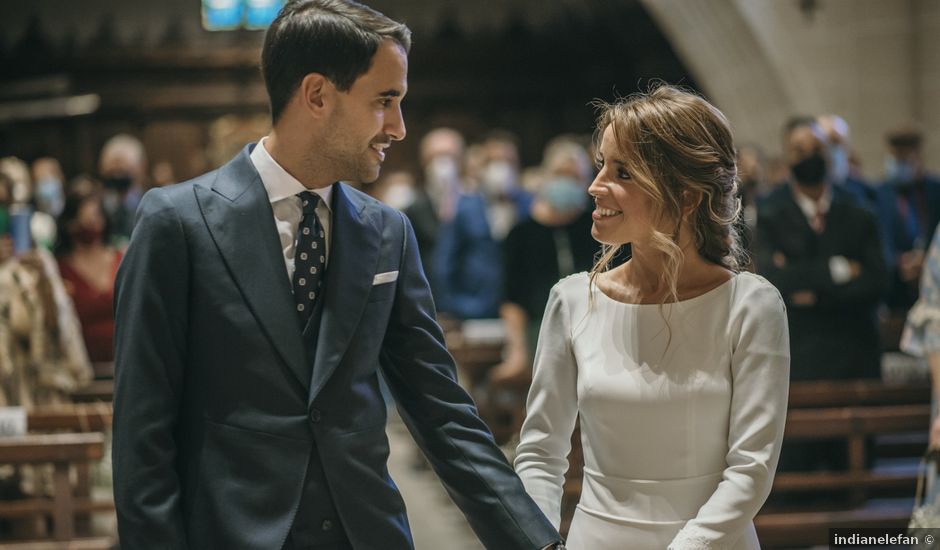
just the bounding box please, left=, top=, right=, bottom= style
left=607, top=240, right=726, bottom=303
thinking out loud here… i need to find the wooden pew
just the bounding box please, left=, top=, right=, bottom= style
left=27, top=406, right=112, bottom=434
left=0, top=433, right=105, bottom=542
left=69, top=381, right=113, bottom=404
left=0, top=539, right=114, bottom=549
left=755, top=382, right=930, bottom=548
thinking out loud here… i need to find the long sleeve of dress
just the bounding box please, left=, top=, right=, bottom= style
left=669, top=281, right=790, bottom=549
left=514, top=284, right=579, bottom=529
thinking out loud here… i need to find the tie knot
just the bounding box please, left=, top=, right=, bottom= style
left=298, top=191, right=320, bottom=215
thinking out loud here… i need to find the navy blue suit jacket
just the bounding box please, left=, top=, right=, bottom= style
left=112, top=146, right=559, bottom=549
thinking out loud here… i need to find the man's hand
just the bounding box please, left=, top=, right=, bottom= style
left=791, top=290, right=817, bottom=307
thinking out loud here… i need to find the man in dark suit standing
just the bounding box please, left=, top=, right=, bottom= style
left=111, top=2, right=563, bottom=549
left=755, top=118, right=888, bottom=477
left=755, top=117, right=887, bottom=383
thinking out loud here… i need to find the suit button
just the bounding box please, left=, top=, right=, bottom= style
left=321, top=519, right=333, bottom=531
left=309, top=408, right=322, bottom=423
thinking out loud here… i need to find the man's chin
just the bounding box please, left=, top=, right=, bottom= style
left=359, top=167, right=382, bottom=185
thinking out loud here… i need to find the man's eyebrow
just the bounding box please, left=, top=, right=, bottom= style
left=378, top=89, right=403, bottom=98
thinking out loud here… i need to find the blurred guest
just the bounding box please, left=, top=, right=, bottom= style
left=30, top=157, right=66, bottom=217
left=477, top=131, right=532, bottom=240
left=490, top=137, right=600, bottom=385
left=0, top=172, right=92, bottom=408
left=55, top=189, right=122, bottom=364
left=405, top=128, right=465, bottom=294
left=0, top=156, right=32, bottom=207
left=818, top=114, right=877, bottom=210
left=755, top=117, right=887, bottom=382
left=98, top=133, right=148, bottom=242
left=875, top=126, right=940, bottom=313
left=0, top=157, right=57, bottom=251
left=901, top=223, right=940, bottom=448
left=736, top=144, right=769, bottom=257
left=756, top=118, right=887, bottom=477
left=375, top=170, right=417, bottom=211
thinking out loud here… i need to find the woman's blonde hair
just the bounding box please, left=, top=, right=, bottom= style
left=589, top=84, right=746, bottom=304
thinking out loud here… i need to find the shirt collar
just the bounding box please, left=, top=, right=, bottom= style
left=250, top=137, right=333, bottom=209
left=790, top=182, right=832, bottom=220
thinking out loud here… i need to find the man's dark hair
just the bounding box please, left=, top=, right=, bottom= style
left=261, top=0, right=412, bottom=123
left=886, top=125, right=923, bottom=150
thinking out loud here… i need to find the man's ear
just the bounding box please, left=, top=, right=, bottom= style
left=298, top=73, right=333, bottom=117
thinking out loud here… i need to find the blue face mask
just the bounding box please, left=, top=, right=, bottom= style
left=828, top=145, right=850, bottom=184
left=541, top=177, right=587, bottom=213
left=35, top=177, right=64, bottom=217
left=885, top=156, right=917, bottom=186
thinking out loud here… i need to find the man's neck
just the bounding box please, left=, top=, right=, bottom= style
left=264, top=131, right=333, bottom=190
left=793, top=181, right=827, bottom=202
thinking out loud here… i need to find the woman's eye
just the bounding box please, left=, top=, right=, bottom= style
left=617, top=168, right=631, bottom=180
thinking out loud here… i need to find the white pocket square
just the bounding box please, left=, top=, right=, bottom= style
left=373, top=271, right=399, bottom=285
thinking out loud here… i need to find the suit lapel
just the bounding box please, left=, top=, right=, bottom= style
left=309, top=183, right=382, bottom=404
left=196, top=145, right=310, bottom=393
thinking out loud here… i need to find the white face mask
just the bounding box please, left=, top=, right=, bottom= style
left=425, top=156, right=460, bottom=208
left=480, top=161, right=518, bottom=197
left=383, top=183, right=417, bottom=211
left=426, top=156, right=459, bottom=186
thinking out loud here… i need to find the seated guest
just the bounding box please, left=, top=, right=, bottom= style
left=56, top=188, right=122, bottom=364
left=0, top=172, right=92, bottom=408
left=490, top=137, right=602, bottom=385
left=875, top=126, right=940, bottom=315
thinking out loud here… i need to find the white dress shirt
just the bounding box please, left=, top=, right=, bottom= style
left=790, top=184, right=853, bottom=283
left=249, top=137, right=332, bottom=280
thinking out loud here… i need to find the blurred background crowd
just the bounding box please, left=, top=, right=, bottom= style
left=1, top=0, right=939, bottom=548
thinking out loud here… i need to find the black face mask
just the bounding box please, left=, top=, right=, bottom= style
left=104, top=176, right=133, bottom=193
left=791, top=153, right=827, bottom=187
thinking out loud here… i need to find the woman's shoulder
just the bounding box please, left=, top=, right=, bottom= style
left=731, top=271, right=785, bottom=311
left=551, top=271, right=591, bottom=299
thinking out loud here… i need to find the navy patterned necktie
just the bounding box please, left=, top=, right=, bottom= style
left=293, top=191, right=326, bottom=326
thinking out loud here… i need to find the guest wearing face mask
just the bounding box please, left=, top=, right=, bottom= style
left=31, top=158, right=66, bottom=218
left=874, top=126, right=940, bottom=316
left=490, top=138, right=605, bottom=385
left=55, top=188, right=122, bottom=364
left=755, top=118, right=887, bottom=480
left=477, top=131, right=532, bottom=241
left=817, top=114, right=877, bottom=211
left=98, top=133, right=148, bottom=244
left=755, top=117, right=887, bottom=383
left=0, top=157, right=57, bottom=252
left=404, top=128, right=466, bottom=300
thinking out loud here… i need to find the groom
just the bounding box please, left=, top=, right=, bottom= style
left=111, top=1, right=563, bottom=549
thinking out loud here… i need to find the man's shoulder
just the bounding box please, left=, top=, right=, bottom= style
left=137, top=169, right=221, bottom=221
left=757, top=185, right=793, bottom=216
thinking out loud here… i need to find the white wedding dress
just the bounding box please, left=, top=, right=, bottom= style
left=515, top=272, right=790, bottom=549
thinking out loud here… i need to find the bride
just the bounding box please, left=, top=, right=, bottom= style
left=514, top=85, right=790, bottom=549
